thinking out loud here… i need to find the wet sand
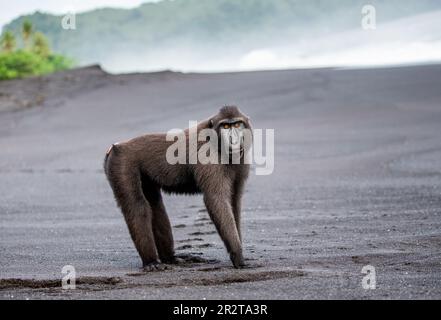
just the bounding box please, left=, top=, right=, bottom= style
left=0, top=64, right=440, bottom=299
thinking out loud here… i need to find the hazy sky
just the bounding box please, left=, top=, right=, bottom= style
left=0, top=0, right=158, bottom=30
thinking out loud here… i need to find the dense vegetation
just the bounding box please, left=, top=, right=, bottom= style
left=1, top=0, right=440, bottom=68
left=0, top=21, right=72, bottom=80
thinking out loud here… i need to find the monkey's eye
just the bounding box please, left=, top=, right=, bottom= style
left=234, top=122, right=241, bottom=128
left=223, top=124, right=230, bottom=129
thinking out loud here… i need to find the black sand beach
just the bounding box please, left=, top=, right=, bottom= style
left=1, top=64, right=440, bottom=299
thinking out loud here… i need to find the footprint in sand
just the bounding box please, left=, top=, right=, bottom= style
left=197, top=243, right=213, bottom=248
left=176, top=244, right=193, bottom=250
left=189, top=231, right=216, bottom=236
left=177, top=238, right=204, bottom=243
left=194, top=222, right=206, bottom=227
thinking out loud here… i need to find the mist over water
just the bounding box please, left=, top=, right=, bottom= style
left=102, top=10, right=441, bottom=73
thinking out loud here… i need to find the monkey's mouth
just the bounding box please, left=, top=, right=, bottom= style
left=229, top=145, right=244, bottom=157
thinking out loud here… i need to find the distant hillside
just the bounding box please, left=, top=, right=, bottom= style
left=3, top=0, right=441, bottom=72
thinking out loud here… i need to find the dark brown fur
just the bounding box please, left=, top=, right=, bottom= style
left=104, top=106, right=251, bottom=269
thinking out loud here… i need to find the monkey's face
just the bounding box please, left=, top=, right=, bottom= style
left=219, top=119, right=247, bottom=156
left=209, top=106, right=252, bottom=159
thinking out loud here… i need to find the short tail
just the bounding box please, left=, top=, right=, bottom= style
left=103, top=144, right=116, bottom=175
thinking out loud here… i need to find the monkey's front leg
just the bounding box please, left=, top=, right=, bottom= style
left=203, top=193, right=245, bottom=268
left=232, top=180, right=245, bottom=242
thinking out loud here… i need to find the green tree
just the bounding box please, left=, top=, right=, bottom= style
left=32, top=32, right=50, bottom=57
left=22, top=20, right=34, bottom=49
left=0, top=50, right=73, bottom=80
left=0, top=31, right=16, bottom=53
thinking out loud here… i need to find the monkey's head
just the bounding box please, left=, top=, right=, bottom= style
left=209, top=106, right=252, bottom=157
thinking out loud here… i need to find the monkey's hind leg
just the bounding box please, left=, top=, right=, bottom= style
left=107, top=164, right=162, bottom=270
left=152, top=200, right=176, bottom=264
left=121, top=197, right=161, bottom=270
left=141, top=178, right=175, bottom=264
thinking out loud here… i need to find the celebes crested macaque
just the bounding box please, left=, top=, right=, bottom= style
left=104, top=106, right=252, bottom=270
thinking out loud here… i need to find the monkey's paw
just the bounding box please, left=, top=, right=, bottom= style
left=142, top=262, right=169, bottom=272
left=230, top=253, right=246, bottom=269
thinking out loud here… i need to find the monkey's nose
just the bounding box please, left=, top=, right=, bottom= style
left=230, top=135, right=239, bottom=145
left=230, top=130, right=240, bottom=145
